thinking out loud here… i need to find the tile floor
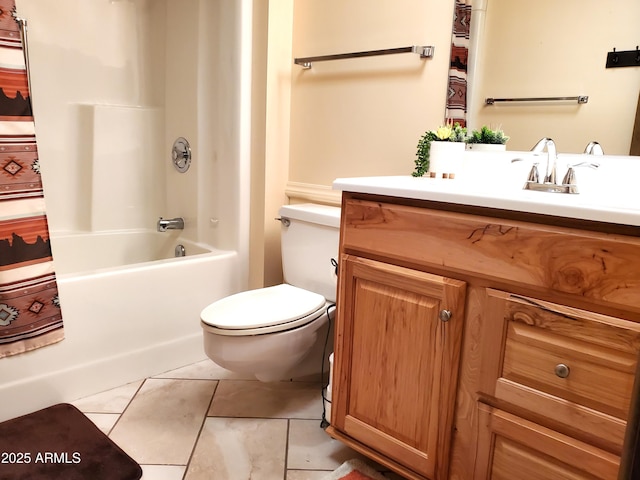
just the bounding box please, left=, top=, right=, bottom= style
left=72, top=360, right=404, bottom=480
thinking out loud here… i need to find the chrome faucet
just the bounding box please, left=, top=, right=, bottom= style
left=531, top=137, right=558, bottom=184
left=584, top=141, right=604, bottom=155
left=517, top=138, right=575, bottom=193
left=157, top=217, right=184, bottom=232
left=516, top=138, right=599, bottom=194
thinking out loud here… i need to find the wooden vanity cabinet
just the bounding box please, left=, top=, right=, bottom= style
left=327, top=193, right=640, bottom=480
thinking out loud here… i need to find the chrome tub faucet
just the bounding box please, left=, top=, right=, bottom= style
left=157, top=217, right=184, bottom=232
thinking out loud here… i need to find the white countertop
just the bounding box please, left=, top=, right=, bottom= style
left=333, top=152, right=640, bottom=228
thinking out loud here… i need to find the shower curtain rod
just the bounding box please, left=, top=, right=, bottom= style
left=15, top=16, right=32, bottom=101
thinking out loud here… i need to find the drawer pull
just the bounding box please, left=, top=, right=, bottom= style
left=439, top=309, right=452, bottom=322
left=554, top=363, right=570, bottom=378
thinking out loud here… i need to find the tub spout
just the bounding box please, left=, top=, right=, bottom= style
left=157, top=217, right=184, bottom=232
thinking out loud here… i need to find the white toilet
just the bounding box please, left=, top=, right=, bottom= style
left=200, top=203, right=340, bottom=381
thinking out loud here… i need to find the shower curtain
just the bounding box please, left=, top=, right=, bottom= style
left=445, top=0, right=472, bottom=126
left=0, top=0, right=63, bottom=358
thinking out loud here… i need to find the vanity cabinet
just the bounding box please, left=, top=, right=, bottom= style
left=327, top=193, right=640, bottom=480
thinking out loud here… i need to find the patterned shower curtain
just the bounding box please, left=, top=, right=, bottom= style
left=0, top=0, right=63, bottom=358
left=445, top=0, right=472, bottom=126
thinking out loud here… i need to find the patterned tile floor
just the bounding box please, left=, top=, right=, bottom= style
left=72, top=360, right=404, bottom=480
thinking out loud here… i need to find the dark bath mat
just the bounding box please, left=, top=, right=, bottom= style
left=0, top=403, right=142, bottom=480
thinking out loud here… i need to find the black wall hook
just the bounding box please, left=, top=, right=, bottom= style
left=606, top=46, right=640, bottom=68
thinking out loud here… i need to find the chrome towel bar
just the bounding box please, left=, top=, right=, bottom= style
left=485, top=95, right=589, bottom=105
left=294, top=45, right=434, bottom=69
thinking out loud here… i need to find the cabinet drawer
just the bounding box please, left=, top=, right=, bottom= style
left=476, top=404, right=620, bottom=480
left=480, top=289, right=640, bottom=453
left=341, top=198, right=640, bottom=313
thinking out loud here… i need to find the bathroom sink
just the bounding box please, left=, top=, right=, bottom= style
left=332, top=150, right=640, bottom=227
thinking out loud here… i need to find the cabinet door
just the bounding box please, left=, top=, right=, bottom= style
left=332, top=255, right=466, bottom=480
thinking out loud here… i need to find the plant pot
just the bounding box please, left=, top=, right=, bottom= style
left=428, top=141, right=465, bottom=178
left=466, top=143, right=507, bottom=151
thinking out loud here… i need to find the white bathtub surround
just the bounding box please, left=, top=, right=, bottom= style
left=50, top=231, right=211, bottom=275
left=89, top=105, right=164, bottom=232
left=3, top=0, right=253, bottom=420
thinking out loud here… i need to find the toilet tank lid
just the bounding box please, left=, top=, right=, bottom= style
left=279, top=204, right=341, bottom=228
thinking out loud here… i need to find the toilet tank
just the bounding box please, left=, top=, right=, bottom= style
left=278, top=203, right=341, bottom=302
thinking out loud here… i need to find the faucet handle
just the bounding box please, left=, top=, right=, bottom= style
left=561, top=161, right=600, bottom=188
left=561, top=167, right=576, bottom=186
left=511, top=158, right=541, bottom=184
left=527, top=163, right=540, bottom=183
left=568, top=161, right=600, bottom=170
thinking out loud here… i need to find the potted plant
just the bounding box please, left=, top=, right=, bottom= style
left=412, top=122, right=467, bottom=177
left=466, top=125, right=509, bottom=151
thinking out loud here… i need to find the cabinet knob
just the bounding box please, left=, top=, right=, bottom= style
left=439, top=309, right=452, bottom=322
left=554, top=363, right=570, bottom=378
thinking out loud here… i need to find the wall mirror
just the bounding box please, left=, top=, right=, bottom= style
left=467, top=0, right=639, bottom=154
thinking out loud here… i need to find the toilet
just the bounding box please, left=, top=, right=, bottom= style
left=200, top=203, right=340, bottom=381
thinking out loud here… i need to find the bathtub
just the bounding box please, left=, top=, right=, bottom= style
left=52, top=230, right=218, bottom=275
left=0, top=230, right=241, bottom=422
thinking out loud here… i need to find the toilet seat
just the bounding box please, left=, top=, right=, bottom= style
left=200, top=284, right=327, bottom=336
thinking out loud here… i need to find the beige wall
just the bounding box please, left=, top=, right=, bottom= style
left=287, top=0, right=456, bottom=195
left=249, top=0, right=270, bottom=288
left=258, top=0, right=456, bottom=285
left=250, top=0, right=295, bottom=288
left=260, top=0, right=294, bottom=287
left=471, top=0, right=640, bottom=154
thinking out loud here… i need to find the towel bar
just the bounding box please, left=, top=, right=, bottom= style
left=485, top=96, right=589, bottom=105
left=294, top=45, right=434, bottom=69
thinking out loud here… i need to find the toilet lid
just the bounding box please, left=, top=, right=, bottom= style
left=200, top=284, right=326, bottom=331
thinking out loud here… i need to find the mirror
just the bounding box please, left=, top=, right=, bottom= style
left=467, top=0, right=640, bottom=154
